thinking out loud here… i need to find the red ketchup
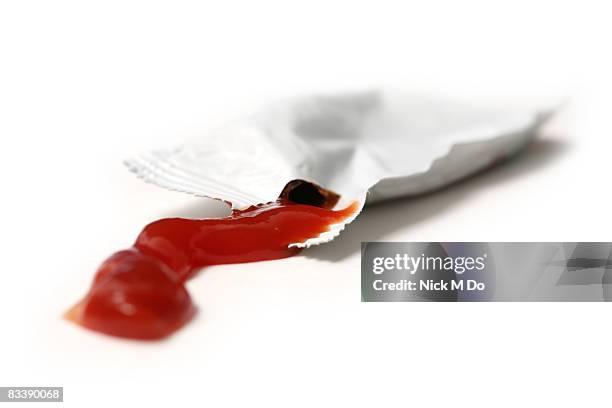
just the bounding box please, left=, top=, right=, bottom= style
left=67, top=193, right=356, bottom=340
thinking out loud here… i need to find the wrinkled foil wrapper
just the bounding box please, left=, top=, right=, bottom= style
left=125, top=91, right=551, bottom=247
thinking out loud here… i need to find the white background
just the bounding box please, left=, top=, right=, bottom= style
left=1, top=1, right=611, bottom=407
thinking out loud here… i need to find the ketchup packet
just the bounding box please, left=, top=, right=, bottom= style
left=125, top=90, right=551, bottom=247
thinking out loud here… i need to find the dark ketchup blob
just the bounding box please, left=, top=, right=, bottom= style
left=67, top=199, right=357, bottom=340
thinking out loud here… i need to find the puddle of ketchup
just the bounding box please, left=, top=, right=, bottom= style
left=67, top=198, right=356, bottom=340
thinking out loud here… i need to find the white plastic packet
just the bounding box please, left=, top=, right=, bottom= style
left=125, top=90, right=551, bottom=247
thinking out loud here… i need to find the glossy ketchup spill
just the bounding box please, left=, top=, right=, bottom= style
left=67, top=199, right=357, bottom=340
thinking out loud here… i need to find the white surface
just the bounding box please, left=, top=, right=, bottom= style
left=1, top=1, right=611, bottom=407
